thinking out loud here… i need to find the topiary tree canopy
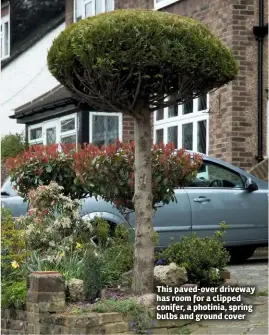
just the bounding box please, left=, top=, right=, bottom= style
left=47, top=9, right=238, bottom=295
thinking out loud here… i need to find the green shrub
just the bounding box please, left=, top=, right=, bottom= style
left=101, top=243, right=134, bottom=286
left=17, top=182, right=107, bottom=259
left=1, top=133, right=28, bottom=163
left=1, top=280, right=27, bottom=309
left=160, top=223, right=230, bottom=286
left=23, top=250, right=85, bottom=281
left=1, top=208, right=28, bottom=281
left=83, top=249, right=102, bottom=302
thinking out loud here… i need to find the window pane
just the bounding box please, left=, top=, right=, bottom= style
left=155, top=129, right=163, bottom=144
left=194, top=162, right=244, bottom=188
left=4, top=22, right=8, bottom=56
left=61, top=134, right=76, bottom=144
left=30, top=127, right=42, bottom=140
left=182, top=123, right=193, bottom=150
left=105, top=0, right=114, bottom=11
left=46, top=127, right=56, bottom=145
left=156, top=109, right=164, bottom=121
left=198, top=95, right=207, bottom=111
left=168, top=126, right=178, bottom=149
left=183, top=100, right=193, bottom=115
left=197, top=120, right=207, bottom=154
left=92, top=115, right=119, bottom=147
left=168, top=105, right=178, bottom=118
left=75, top=0, right=83, bottom=21
left=61, top=118, right=75, bottom=133
left=85, top=1, right=94, bottom=17
left=95, top=0, right=103, bottom=14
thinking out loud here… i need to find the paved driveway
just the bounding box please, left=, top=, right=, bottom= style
left=181, top=254, right=268, bottom=335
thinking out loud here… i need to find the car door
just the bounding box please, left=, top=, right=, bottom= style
left=1, top=178, right=29, bottom=218
left=127, top=188, right=191, bottom=249
left=184, top=159, right=268, bottom=247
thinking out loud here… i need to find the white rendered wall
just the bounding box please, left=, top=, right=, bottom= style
left=0, top=22, right=65, bottom=135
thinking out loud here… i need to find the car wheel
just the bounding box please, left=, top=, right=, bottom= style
left=228, top=246, right=256, bottom=264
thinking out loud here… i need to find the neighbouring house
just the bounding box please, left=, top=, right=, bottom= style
left=4, top=0, right=269, bottom=177
left=0, top=0, right=65, bottom=135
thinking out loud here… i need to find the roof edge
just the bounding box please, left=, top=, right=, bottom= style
left=1, top=14, right=65, bottom=69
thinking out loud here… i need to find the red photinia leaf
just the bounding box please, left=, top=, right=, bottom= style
left=7, top=141, right=202, bottom=209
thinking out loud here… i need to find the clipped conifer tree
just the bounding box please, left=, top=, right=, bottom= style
left=47, top=9, right=238, bottom=294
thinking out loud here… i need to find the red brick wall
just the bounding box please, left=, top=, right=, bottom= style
left=159, top=0, right=268, bottom=170
left=122, top=114, right=135, bottom=143
left=115, top=0, right=153, bottom=9
left=122, top=113, right=154, bottom=144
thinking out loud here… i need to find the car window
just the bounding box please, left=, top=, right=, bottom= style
left=1, top=178, right=18, bottom=197
left=188, top=161, right=245, bottom=188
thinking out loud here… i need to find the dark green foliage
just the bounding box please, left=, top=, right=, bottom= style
left=1, top=133, right=28, bottom=163
left=83, top=249, right=102, bottom=302
left=159, top=224, right=231, bottom=286
left=48, top=9, right=238, bottom=114
left=1, top=280, right=27, bottom=309
left=101, top=242, right=134, bottom=286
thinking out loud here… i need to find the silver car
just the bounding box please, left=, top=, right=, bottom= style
left=1, top=153, right=268, bottom=262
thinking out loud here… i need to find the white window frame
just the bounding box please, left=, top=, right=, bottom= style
left=1, top=6, right=10, bottom=60
left=153, top=95, right=209, bottom=154
left=28, top=114, right=77, bottom=146
left=154, top=0, right=180, bottom=10
left=89, top=111, right=122, bottom=145
left=28, top=125, right=43, bottom=145
left=74, top=0, right=114, bottom=21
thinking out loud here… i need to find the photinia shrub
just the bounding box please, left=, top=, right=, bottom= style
left=73, top=140, right=201, bottom=211
left=6, top=141, right=201, bottom=211
left=5, top=143, right=87, bottom=200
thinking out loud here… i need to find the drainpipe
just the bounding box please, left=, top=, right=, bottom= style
left=253, top=0, right=268, bottom=162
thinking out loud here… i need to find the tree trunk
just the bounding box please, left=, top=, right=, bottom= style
left=133, top=110, right=155, bottom=295
left=65, top=0, right=74, bottom=26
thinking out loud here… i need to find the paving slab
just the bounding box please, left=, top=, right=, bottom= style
left=181, top=262, right=269, bottom=335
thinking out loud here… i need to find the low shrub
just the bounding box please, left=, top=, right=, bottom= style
left=5, top=143, right=86, bottom=200
left=159, top=223, right=230, bottom=286
left=17, top=182, right=103, bottom=259
left=1, top=280, right=27, bottom=309
left=23, top=250, right=85, bottom=281
left=1, top=208, right=28, bottom=281
left=83, top=248, right=102, bottom=302
left=101, top=241, right=134, bottom=287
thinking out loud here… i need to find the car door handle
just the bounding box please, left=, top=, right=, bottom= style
left=193, top=196, right=211, bottom=203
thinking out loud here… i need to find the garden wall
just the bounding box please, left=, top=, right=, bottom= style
left=1, top=308, right=27, bottom=334
left=1, top=271, right=193, bottom=335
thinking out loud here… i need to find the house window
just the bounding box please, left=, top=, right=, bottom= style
left=154, top=0, right=180, bottom=10
left=89, top=112, right=122, bottom=147
left=156, top=108, right=164, bottom=121
left=28, top=114, right=77, bottom=146
left=154, top=95, right=209, bottom=154
left=198, top=94, right=207, bottom=111
left=1, top=4, right=10, bottom=60
left=74, top=0, right=114, bottom=21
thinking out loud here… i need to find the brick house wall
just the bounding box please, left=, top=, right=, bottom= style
left=65, top=0, right=267, bottom=168
left=117, top=0, right=268, bottom=169
left=159, top=0, right=268, bottom=170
